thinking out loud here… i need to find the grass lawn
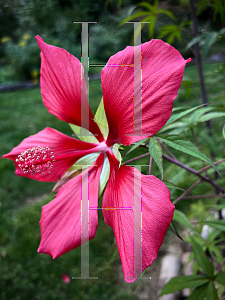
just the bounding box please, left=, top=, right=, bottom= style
left=0, top=61, right=224, bottom=299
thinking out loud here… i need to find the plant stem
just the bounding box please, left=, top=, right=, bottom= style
left=159, top=140, right=178, bottom=161
left=218, top=257, right=225, bottom=273
left=182, top=194, right=225, bottom=199
left=123, top=152, right=149, bottom=165
left=197, top=158, right=225, bottom=174
left=162, top=154, right=225, bottom=194
left=123, top=151, right=225, bottom=194
left=191, top=127, right=209, bottom=178
left=173, top=179, right=202, bottom=205
left=149, top=156, right=152, bottom=175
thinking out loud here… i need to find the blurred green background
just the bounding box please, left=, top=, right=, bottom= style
left=0, top=0, right=225, bottom=299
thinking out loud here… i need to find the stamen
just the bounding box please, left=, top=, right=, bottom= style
left=16, top=146, right=55, bottom=175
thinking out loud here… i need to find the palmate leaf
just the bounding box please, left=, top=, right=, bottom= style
left=157, top=136, right=220, bottom=177
left=201, top=220, right=225, bottom=231
left=214, top=271, right=225, bottom=286
left=199, top=112, right=225, bottom=123
left=159, top=104, right=205, bottom=130
left=206, top=281, right=219, bottom=300
left=190, top=236, right=214, bottom=278
left=173, top=209, right=203, bottom=238
left=159, top=275, right=209, bottom=296
left=189, top=107, right=214, bottom=125
left=149, top=136, right=163, bottom=179
left=186, top=283, right=208, bottom=300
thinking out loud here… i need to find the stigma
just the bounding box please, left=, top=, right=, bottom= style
left=16, top=146, right=55, bottom=175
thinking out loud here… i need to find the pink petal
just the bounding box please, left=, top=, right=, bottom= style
left=102, top=159, right=175, bottom=282
left=38, top=153, right=104, bottom=258
left=101, top=39, right=191, bottom=146
left=36, top=36, right=104, bottom=142
left=3, top=127, right=98, bottom=182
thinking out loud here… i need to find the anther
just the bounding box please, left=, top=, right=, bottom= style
left=16, top=146, right=55, bottom=175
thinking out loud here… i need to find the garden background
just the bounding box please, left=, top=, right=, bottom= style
left=0, top=0, right=225, bottom=299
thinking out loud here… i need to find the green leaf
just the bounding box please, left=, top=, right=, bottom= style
left=186, top=283, right=208, bottom=300
left=199, top=112, right=225, bottom=123
left=94, top=97, right=109, bottom=139
left=170, top=220, right=184, bottom=241
left=222, top=125, right=225, bottom=139
left=159, top=121, right=187, bottom=134
left=186, top=36, right=202, bottom=50
left=160, top=104, right=205, bottom=130
left=190, top=236, right=214, bottom=278
left=157, top=8, right=176, bottom=20
left=149, top=137, right=163, bottom=179
left=189, top=107, right=214, bottom=125
left=202, top=32, right=218, bottom=60
left=159, top=275, right=209, bottom=296
left=201, top=220, right=225, bottom=231
left=69, top=124, right=99, bottom=144
left=126, top=138, right=149, bottom=155
left=173, top=210, right=202, bottom=238
left=206, top=281, right=219, bottom=300
left=157, top=136, right=220, bottom=177
left=214, top=271, right=225, bottom=286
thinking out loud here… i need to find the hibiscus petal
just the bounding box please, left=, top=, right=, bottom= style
left=36, top=36, right=104, bottom=142
left=102, top=158, right=175, bottom=282
left=38, top=153, right=104, bottom=258
left=101, top=39, right=191, bottom=146
left=3, top=127, right=99, bottom=182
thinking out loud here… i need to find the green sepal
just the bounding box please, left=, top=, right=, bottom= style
left=69, top=153, right=100, bottom=171
left=94, top=97, right=109, bottom=140
left=111, top=143, right=122, bottom=167
left=69, top=123, right=99, bottom=144
left=99, top=156, right=110, bottom=197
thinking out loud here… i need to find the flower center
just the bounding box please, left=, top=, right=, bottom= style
left=16, top=146, right=55, bottom=175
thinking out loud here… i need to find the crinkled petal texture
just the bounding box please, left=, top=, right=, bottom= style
left=102, top=158, right=175, bottom=283
left=101, top=39, right=191, bottom=146
left=36, top=36, right=104, bottom=142
left=38, top=153, right=104, bottom=259
left=3, top=127, right=99, bottom=182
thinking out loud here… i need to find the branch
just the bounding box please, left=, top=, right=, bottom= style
left=123, top=151, right=225, bottom=194
left=123, top=152, right=149, bottom=165
left=173, top=179, right=202, bottom=205
left=159, top=140, right=178, bottom=161
left=149, top=156, right=153, bottom=175
left=197, top=158, right=225, bottom=174
left=162, top=154, right=225, bottom=194
left=182, top=194, right=225, bottom=199
left=218, top=257, right=225, bottom=273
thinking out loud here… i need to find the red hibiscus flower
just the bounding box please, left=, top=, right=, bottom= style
left=3, top=36, right=190, bottom=282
